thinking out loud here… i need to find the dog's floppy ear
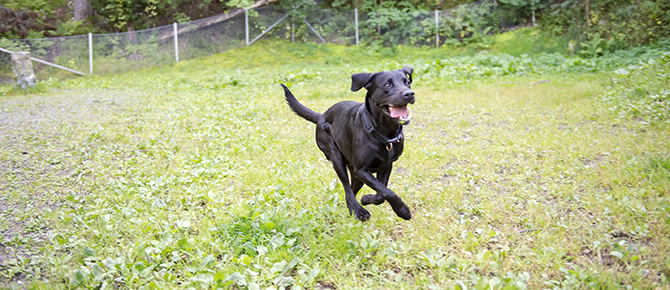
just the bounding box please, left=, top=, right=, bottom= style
left=401, top=67, right=413, bottom=84
left=351, top=72, right=376, bottom=92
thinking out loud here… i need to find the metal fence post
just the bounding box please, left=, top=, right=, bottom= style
left=88, top=32, right=93, bottom=75
left=355, top=8, right=359, bottom=45
left=435, top=10, right=439, bottom=47
left=245, top=9, right=249, bottom=46
left=532, top=0, right=537, bottom=26
left=292, top=14, right=295, bottom=42
left=173, top=23, right=179, bottom=62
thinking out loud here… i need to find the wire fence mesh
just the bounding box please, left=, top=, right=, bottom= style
left=178, top=12, right=247, bottom=62
left=0, top=35, right=89, bottom=81
left=0, top=1, right=532, bottom=83
left=90, top=25, right=177, bottom=75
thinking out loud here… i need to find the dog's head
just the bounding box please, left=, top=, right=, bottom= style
left=351, top=67, right=415, bottom=125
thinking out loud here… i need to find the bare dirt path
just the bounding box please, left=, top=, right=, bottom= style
left=0, top=90, right=127, bottom=285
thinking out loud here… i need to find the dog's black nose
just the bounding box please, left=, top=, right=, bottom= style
left=403, top=90, right=415, bottom=102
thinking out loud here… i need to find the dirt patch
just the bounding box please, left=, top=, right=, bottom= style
left=0, top=90, right=130, bottom=285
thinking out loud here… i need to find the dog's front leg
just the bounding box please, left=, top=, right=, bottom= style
left=355, top=168, right=411, bottom=220
left=360, top=165, right=392, bottom=206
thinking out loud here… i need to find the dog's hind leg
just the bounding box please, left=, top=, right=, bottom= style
left=316, top=124, right=371, bottom=221
left=361, top=192, right=385, bottom=206
left=332, top=155, right=371, bottom=221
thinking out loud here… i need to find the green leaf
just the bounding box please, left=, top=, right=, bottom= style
left=139, top=265, right=155, bottom=278
left=191, top=273, right=214, bottom=284
left=270, top=233, right=286, bottom=249
left=175, top=220, right=191, bottom=229
left=256, top=245, right=268, bottom=256
left=91, top=264, right=105, bottom=280
left=240, top=255, right=252, bottom=266
left=83, top=246, right=96, bottom=257
left=161, top=232, right=174, bottom=245
left=271, top=260, right=288, bottom=275
left=276, top=276, right=295, bottom=287
left=614, top=68, right=630, bottom=76
left=455, top=280, right=468, bottom=290
left=71, top=269, right=89, bottom=285
left=225, top=272, right=247, bottom=286
left=200, top=255, right=216, bottom=268
left=610, top=251, right=624, bottom=259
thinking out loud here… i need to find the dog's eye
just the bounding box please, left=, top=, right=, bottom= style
left=404, top=80, right=410, bottom=86
left=384, top=82, right=391, bottom=87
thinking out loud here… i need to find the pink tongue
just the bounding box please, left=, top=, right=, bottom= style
left=389, top=106, right=409, bottom=118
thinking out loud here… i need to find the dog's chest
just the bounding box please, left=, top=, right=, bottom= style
left=367, top=146, right=403, bottom=172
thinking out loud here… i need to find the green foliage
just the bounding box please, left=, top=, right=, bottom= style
left=363, top=5, right=426, bottom=46
left=0, top=6, right=48, bottom=38
left=216, top=192, right=303, bottom=257
left=601, top=52, right=670, bottom=124
left=439, top=2, right=498, bottom=47
left=55, top=20, right=92, bottom=36
left=278, top=0, right=318, bottom=16
left=96, top=0, right=160, bottom=31
left=227, top=0, right=255, bottom=9
left=419, top=42, right=670, bottom=87
left=486, top=27, right=568, bottom=55
left=0, top=0, right=66, bottom=11
left=90, top=0, right=277, bottom=33
left=540, top=0, right=670, bottom=54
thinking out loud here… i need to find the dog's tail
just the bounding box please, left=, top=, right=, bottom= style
left=281, top=84, right=321, bottom=124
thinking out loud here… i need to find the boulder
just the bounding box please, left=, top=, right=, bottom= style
left=11, top=52, right=37, bottom=89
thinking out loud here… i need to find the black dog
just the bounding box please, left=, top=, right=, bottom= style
left=281, top=67, right=415, bottom=221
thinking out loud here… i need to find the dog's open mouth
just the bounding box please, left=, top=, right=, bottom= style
left=383, top=104, right=411, bottom=124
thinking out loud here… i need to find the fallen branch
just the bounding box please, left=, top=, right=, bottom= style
left=156, top=0, right=280, bottom=41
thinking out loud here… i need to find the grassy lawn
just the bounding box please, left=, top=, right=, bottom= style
left=1, top=33, right=669, bottom=289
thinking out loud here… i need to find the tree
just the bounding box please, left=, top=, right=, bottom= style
left=74, top=0, right=93, bottom=21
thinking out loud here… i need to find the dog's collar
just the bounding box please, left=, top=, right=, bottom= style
left=362, top=108, right=404, bottom=151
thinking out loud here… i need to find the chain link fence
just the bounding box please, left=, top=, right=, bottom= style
left=0, top=35, right=89, bottom=81
left=0, top=1, right=531, bottom=82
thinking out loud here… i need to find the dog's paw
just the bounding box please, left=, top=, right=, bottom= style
left=394, top=204, right=412, bottom=220
left=361, top=194, right=385, bottom=206
left=354, top=207, right=371, bottom=221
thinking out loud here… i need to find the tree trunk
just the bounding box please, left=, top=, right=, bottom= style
left=73, top=0, right=92, bottom=21
left=127, top=21, right=137, bottom=43
left=377, top=0, right=381, bottom=35
left=585, top=0, right=590, bottom=26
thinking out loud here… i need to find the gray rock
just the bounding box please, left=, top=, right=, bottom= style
left=11, top=52, right=37, bottom=89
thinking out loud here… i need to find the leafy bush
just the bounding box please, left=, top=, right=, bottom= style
left=540, top=0, right=670, bottom=54
left=439, top=2, right=498, bottom=47
left=419, top=43, right=670, bottom=86
left=601, top=52, right=670, bottom=124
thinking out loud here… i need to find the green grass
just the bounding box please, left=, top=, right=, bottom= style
left=1, top=34, right=669, bottom=289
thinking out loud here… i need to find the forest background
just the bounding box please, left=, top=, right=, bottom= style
left=1, top=0, right=669, bottom=54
